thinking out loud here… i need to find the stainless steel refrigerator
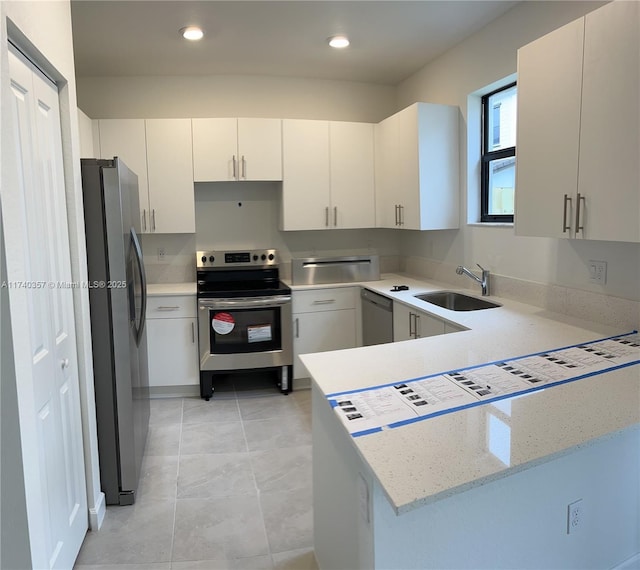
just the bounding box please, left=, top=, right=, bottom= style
left=81, top=157, right=149, bottom=505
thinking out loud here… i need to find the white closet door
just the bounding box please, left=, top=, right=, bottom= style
left=7, top=47, right=87, bottom=570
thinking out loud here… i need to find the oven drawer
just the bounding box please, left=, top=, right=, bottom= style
left=292, top=287, right=356, bottom=313
left=146, top=295, right=196, bottom=319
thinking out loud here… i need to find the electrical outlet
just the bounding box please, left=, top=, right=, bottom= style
left=157, top=247, right=166, bottom=262
left=567, top=499, right=583, bottom=534
left=588, top=260, right=607, bottom=284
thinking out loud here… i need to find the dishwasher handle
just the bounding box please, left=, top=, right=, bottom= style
left=360, top=288, right=393, bottom=311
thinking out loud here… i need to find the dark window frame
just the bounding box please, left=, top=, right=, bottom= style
left=481, top=82, right=516, bottom=223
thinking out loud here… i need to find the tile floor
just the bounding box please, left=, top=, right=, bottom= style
left=74, top=375, right=318, bottom=570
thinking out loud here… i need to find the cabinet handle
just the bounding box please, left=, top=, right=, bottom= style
left=399, top=205, right=404, bottom=226
left=142, top=209, right=147, bottom=232
left=325, top=206, right=329, bottom=227
left=562, top=194, right=572, bottom=233
left=156, top=305, right=180, bottom=311
left=334, top=206, right=337, bottom=227
left=232, top=155, right=237, bottom=179
left=312, top=299, right=336, bottom=305
left=415, top=314, right=421, bottom=338
left=191, top=322, right=195, bottom=343
left=295, top=317, right=300, bottom=338
left=575, top=193, right=585, bottom=235
left=395, top=204, right=399, bottom=226
left=241, top=155, right=246, bottom=179
left=152, top=209, right=156, bottom=231
left=408, top=312, right=415, bottom=338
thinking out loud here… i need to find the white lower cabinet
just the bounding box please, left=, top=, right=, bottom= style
left=146, top=295, right=199, bottom=388
left=393, top=302, right=445, bottom=342
left=393, top=301, right=464, bottom=341
left=292, top=288, right=358, bottom=379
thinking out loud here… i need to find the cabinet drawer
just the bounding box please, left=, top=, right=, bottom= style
left=146, top=295, right=196, bottom=319
left=293, top=287, right=356, bottom=313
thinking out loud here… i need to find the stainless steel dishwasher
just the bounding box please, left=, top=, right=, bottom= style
left=361, top=288, right=393, bottom=346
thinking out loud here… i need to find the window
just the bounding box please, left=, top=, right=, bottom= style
left=481, top=82, right=517, bottom=222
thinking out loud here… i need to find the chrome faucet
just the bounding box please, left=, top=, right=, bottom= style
left=456, top=264, right=490, bottom=296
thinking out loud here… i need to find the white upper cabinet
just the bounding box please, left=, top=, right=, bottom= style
left=145, top=119, right=196, bottom=233
left=97, top=119, right=150, bottom=230
left=329, top=121, right=376, bottom=229
left=516, top=1, right=639, bottom=242
left=281, top=119, right=376, bottom=230
left=375, top=102, right=459, bottom=230
left=282, top=119, right=331, bottom=230
left=578, top=1, right=639, bottom=242
left=97, top=118, right=195, bottom=234
left=514, top=18, right=583, bottom=240
left=192, top=117, right=282, bottom=182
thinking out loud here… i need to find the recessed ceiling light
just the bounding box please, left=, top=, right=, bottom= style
left=180, top=26, right=204, bottom=41
left=328, top=35, right=350, bottom=49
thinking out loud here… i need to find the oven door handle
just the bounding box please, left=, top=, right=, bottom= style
left=198, top=295, right=291, bottom=310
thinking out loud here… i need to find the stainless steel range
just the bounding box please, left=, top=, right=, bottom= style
left=197, top=249, right=293, bottom=400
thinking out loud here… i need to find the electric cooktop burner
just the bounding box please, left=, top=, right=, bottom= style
left=196, top=249, right=290, bottom=299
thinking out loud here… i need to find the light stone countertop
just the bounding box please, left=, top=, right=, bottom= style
left=147, top=282, right=197, bottom=296
left=299, top=273, right=640, bottom=515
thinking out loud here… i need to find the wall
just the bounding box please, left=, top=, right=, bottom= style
left=0, top=167, right=32, bottom=570
left=77, top=74, right=396, bottom=123
left=78, top=107, right=95, bottom=156
left=395, top=1, right=640, bottom=315
left=0, top=0, right=104, bottom=553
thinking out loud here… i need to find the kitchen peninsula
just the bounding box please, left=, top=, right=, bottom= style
left=301, top=277, right=640, bottom=570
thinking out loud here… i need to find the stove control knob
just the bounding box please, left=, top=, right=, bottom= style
left=268, top=253, right=275, bottom=261
left=253, top=255, right=259, bottom=261
left=209, top=255, right=215, bottom=263
left=201, top=255, right=207, bottom=263
left=261, top=254, right=267, bottom=261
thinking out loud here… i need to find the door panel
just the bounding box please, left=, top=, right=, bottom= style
left=282, top=119, right=331, bottom=230
left=237, top=118, right=282, bottom=180
left=330, top=122, right=375, bottom=228
left=578, top=1, right=639, bottom=242
left=7, top=47, right=87, bottom=570
left=98, top=120, right=150, bottom=230
left=514, top=19, right=584, bottom=238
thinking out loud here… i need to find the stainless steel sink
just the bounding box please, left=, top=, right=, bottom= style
left=414, top=291, right=501, bottom=311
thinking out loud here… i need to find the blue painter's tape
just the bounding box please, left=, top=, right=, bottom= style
left=349, top=358, right=640, bottom=438
left=352, top=427, right=383, bottom=438
left=326, top=331, right=639, bottom=399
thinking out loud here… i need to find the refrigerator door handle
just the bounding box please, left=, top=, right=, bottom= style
left=130, top=227, right=147, bottom=346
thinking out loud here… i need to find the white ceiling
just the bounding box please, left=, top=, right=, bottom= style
left=71, top=1, right=519, bottom=85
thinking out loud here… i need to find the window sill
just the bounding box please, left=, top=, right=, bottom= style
left=467, top=222, right=514, bottom=228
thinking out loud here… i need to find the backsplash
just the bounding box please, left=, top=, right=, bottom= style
left=403, top=255, right=640, bottom=332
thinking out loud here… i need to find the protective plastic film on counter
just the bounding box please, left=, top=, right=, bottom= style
left=327, top=332, right=640, bottom=437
